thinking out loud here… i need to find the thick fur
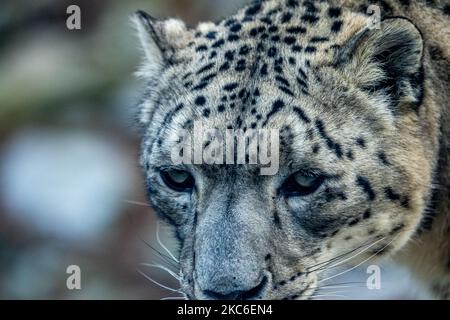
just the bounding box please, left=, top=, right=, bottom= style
left=133, top=0, right=450, bottom=299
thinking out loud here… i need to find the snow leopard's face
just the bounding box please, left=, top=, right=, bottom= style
left=134, top=0, right=429, bottom=300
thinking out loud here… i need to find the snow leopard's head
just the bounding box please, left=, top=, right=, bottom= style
left=133, top=0, right=429, bottom=300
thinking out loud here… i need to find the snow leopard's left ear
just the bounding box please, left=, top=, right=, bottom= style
left=132, top=10, right=192, bottom=78
left=335, top=17, right=424, bottom=111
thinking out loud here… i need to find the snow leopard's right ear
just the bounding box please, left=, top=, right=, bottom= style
left=132, top=10, right=193, bottom=77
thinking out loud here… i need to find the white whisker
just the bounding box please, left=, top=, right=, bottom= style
left=160, top=293, right=188, bottom=300
left=314, top=290, right=349, bottom=295
left=140, top=263, right=181, bottom=281
left=316, top=284, right=366, bottom=290
left=307, top=281, right=366, bottom=292
left=306, top=239, right=375, bottom=272
left=123, top=199, right=151, bottom=207
left=160, top=296, right=188, bottom=300
left=157, top=221, right=179, bottom=263
left=137, top=268, right=183, bottom=294
left=318, top=235, right=398, bottom=284
left=316, top=237, right=386, bottom=275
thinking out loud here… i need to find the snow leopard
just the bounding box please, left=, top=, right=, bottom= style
left=133, top=0, right=450, bottom=299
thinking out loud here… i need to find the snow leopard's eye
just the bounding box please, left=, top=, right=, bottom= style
left=160, top=169, right=195, bottom=192
left=280, top=171, right=325, bottom=197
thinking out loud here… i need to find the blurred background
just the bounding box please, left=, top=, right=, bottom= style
left=0, top=0, right=427, bottom=299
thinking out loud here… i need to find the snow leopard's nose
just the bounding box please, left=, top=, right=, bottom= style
left=194, top=207, right=270, bottom=300
left=201, top=275, right=268, bottom=300
left=194, top=183, right=272, bottom=300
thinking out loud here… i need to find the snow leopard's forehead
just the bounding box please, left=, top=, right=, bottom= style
left=184, top=4, right=348, bottom=84
left=151, top=0, right=372, bottom=133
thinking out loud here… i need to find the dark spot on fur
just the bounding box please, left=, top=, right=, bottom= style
left=239, top=45, right=250, bottom=55
left=401, top=197, right=410, bottom=208
left=286, top=26, right=307, bottom=34
left=315, top=120, right=343, bottom=158
left=223, top=83, right=239, bottom=91
left=205, top=31, right=217, bottom=40
left=312, top=143, right=320, bottom=154
left=274, top=211, right=282, bottom=227
left=378, top=152, right=391, bottom=165
left=224, top=50, right=235, bottom=61
left=346, top=150, right=354, bottom=160
left=271, top=35, right=280, bottom=42
left=331, top=20, right=343, bottom=33
left=219, top=61, right=230, bottom=72
left=356, top=137, right=366, bottom=148
left=196, top=45, right=208, bottom=52
left=276, top=76, right=290, bottom=87
left=278, top=86, right=294, bottom=96
left=196, top=62, right=215, bottom=75
left=284, top=36, right=296, bottom=45
left=310, top=36, right=329, bottom=43
left=195, top=96, right=206, bottom=106
left=303, top=0, right=317, bottom=13
left=212, top=39, right=225, bottom=48
left=356, top=176, right=376, bottom=201
left=384, top=187, right=409, bottom=208
left=263, top=99, right=285, bottom=126
left=293, top=106, right=311, bottom=123
left=268, top=47, right=277, bottom=57
left=298, top=67, right=307, bottom=79
left=246, top=3, right=262, bottom=16
left=328, top=7, right=341, bottom=18
left=385, top=187, right=401, bottom=201
left=301, top=14, right=319, bottom=24
left=296, top=77, right=308, bottom=89
left=281, top=12, right=293, bottom=23
left=235, top=59, right=246, bottom=71
left=200, top=73, right=216, bottom=83
left=228, top=34, right=240, bottom=42
left=287, top=0, right=299, bottom=8
left=390, top=223, right=405, bottom=235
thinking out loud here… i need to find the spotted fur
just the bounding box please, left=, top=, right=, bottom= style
left=133, top=0, right=450, bottom=299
